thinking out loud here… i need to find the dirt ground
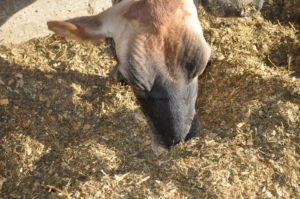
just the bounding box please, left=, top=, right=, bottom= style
left=0, top=1, right=299, bottom=199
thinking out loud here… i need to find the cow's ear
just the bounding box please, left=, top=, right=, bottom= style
left=47, top=15, right=103, bottom=40
left=179, top=30, right=212, bottom=81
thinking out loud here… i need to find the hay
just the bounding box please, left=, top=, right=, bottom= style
left=0, top=3, right=299, bottom=199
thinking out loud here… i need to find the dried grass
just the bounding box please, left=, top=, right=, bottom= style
left=0, top=4, right=299, bottom=199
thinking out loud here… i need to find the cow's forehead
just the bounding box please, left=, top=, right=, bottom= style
left=123, top=0, right=187, bottom=27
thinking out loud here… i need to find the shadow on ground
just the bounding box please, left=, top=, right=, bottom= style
left=0, top=54, right=207, bottom=198
left=0, top=0, right=36, bottom=27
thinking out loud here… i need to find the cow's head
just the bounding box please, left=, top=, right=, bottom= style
left=121, top=28, right=211, bottom=151
left=47, top=0, right=211, bottom=154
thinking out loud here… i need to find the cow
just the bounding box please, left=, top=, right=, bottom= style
left=47, top=0, right=212, bottom=155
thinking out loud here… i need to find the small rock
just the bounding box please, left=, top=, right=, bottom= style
left=0, top=98, right=9, bottom=106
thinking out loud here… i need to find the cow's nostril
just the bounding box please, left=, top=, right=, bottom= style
left=185, top=114, right=201, bottom=141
